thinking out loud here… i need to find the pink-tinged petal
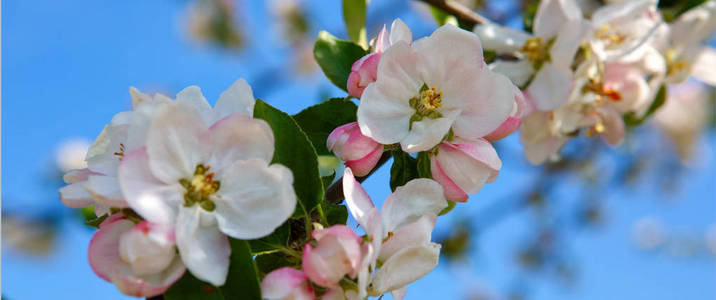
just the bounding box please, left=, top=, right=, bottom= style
left=146, top=102, right=211, bottom=184
left=413, top=24, right=484, bottom=88
left=344, top=144, right=383, bottom=177
left=89, top=217, right=135, bottom=282
left=303, top=225, right=362, bottom=287
left=118, top=148, right=184, bottom=225
left=59, top=181, right=94, bottom=208
left=357, top=42, right=419, bottom=145
left=526, top=63, right=573, bottom=111
left=374, top=25, right=390, bottom=53
left=342, top=168, right=375, bottom=230
left=261, top=268, right=315, bottom=300
left=327, top=122, right=381, bottom=162
left=432, top=139, right=501, bottom=199
left=213, top=159, right=296, bottom=240
left=212, top=78, right=255, bottom=122
left=533, top=0, right=583, bottom=39
left=63, top=168, right=95, bottom=184
left=519, top=112, right=568, bottom=164
left=473, top=23, right=530, bottom=54
left=452, top=69, right=515, bottom=140
left=391, top=287, right=408, bottom=300
left=347, top=53, right=381, bottom=98
left=176, top=206, right=230, bottom=286
left=119, top=221, right=177, bottom=276
left=389, top=18, right=412, bottom=46
left=369, top=243, right=440, bottom=296
left=85, top=175, right=128, bottom=208
left=381, top=179, right=446, bottom=232
left=484, top=88, right=526, bottom=142
left=379, top=215, right=436, bottom=262
left=208, top=114, right=274, bottom=174
left=176, top=86, right=212, bottom=123
left=430, top=158, right=468, bottom=202
left=600, top=108, right=626, bottom=146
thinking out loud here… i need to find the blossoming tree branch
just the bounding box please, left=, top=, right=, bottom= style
left=58, top=0, right=716, bottom=299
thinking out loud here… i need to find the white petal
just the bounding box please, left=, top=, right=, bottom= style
left=342, top=168, right=376, bottom=230
left=125, top=95, right=172, bottom=152
left=692, top=47, right=716, bottom=86
left=118, top=149, right=184, bottom=225
left=129, top=87, right=152, bottom=110
left=208, top=114, right=274, bottom=174
left=534, top=0, right=583, bottom=39
left=392, top=287, right=408, bottom=300
left=176, top=86, right=213, bottom=123
left=379, top=214, right=436, bottom=262
left=86, top=124, right=128, bottom=175
left=473, top=23, right=530, bottom=54
left=549, top=19, right=590, bottom=69
left=436, top=139, right=501, bottom=194
left=389, top=18, right=412, bottom=45
left=413, top=24, right=483, bottom=88
left=381, top=179, right=446, bottom=232
left=214, top=159, right=296, bottom=240
left=85, top=175, right=128, bottom=207
left=669, top=0, right=716, bottom=48
left=146, top=103, right=211, bottom=184
left=59, top=181, right=95, bottom=208
left=400, top=113, right=456, bottom=153
left=212, top=78, right=256, bottom=123
left=526, top=63, right=573, bottom=111
left=451, top=69, right=515, bottom=139
left=489, top=60, right=533, bottom=86
left=357, top=43, right=418, bottom=145
left=176, top=206, right=230, bottom=286
left=369, top=243, right=440, bottom=296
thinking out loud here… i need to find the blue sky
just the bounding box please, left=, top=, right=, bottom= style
left=3, top=0, right=715, bottom=299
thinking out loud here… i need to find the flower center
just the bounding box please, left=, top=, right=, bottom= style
left=408, top=84, right=444, bottom=128
left=594, top=25, right=627, bottom=49
left=179, top=164, right=220, bottom=211
left=520, top=37, right=552, bottom=69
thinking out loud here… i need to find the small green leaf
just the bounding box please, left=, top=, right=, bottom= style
left=417, top=152, right=433, bottom=179
left=623, top=85, right=667, bottom=127
left=314, top=31, right=369, bottom=92
left=389, top=150, right=419, bottom=191
left=342, top=0, right=368, bottom=48
left=321, top=171, right=337, bottom=191
left=254, top=100, right=323, bottom=218
left=429, top=6, right=457, bottom=26
left=522, top=2, right=539, bottom=34
left=220, top=239, right=262, bottom=300
left=292, top=98, right=358, bottom=155
left=84, top=214, right=108, bottom=229
left=325, top=203, right=349, bottom=225
left=163, top=273, right=223, bottom=300
left=248, top=222, right=290, bottom=254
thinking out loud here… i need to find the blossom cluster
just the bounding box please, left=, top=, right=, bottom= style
left=475, top=0, right=716, bottom=164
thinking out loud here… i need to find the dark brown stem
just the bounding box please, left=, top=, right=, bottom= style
left=324, top=152, right=392, bottom=204
left=418, top=0, right=489, bottom=28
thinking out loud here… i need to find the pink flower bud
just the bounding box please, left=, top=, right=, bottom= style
left=430, top=138, right=502, bottom=202
left=261, top=267, right=316, bottom=300
left=302, top=225, right=363, bottom=288
left=327, top=122, right=383, bottom=177
left=347, top=53, right=381, bottom=98
left=484, top=88, right=526, bottom=142
left=89, top=216, right=185, bottom=297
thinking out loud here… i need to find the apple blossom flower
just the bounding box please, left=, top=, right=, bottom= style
left=302, top=225, right=362, bottom=288
left=358, top=24, right=518, bottom=153
left=430, top=138, right=502, bottom=202
left=587, top=0, right=661, bottom=62
left=326, top=122, right=383, bottom=176
left=346, top=19, right=412, bottom=98
left=519, top=110, right=569, bottom=164
left=655, top=0, right=716, bottom=86
left=342, top=168, right=446, bottom=299
left=118, top=100, right=296, bottom=286
left=475, top=0, right=588, bottom=111
left=261, top=267, right=316, bottom=300
left=654, top=81, right=710, bottom=162
left=89, top=215, right=185, bottom=297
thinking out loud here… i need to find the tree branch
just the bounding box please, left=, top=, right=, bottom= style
left=324, top=152, right=392, bottom=204
left=418, top=0, right=489, bottom=28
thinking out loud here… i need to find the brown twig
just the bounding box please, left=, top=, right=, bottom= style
left=418, top=0, right=489, bottom=28
left=324, top=152, right=392, bottom=204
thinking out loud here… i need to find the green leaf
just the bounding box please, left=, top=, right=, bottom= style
left=314, top=31, right=369, bottom=92
left=254, top=100, right=323, bottom=218
left=248, top=221, right=290, bottom=254
left=522, top=2, right=539, bottom=34
left=325, top=203, right=349, bottom=225
left=342, top=0, right=367, bottom=48
left=429, top=6, right=458, bottom=26
left=255, top=252, right=296, bottom=277
left=623, top=85, right=667, bottom=127
left=163, top=273, right=223, bottom=300
left=84, top=213, right=108, bottom=229
left=292, top=98, right=358, bottom=155
left=219, top=239, right=262, bottom=300
left=389, top=150, right=419, bottom=191
left=417, top=152, right=432, bottom=179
